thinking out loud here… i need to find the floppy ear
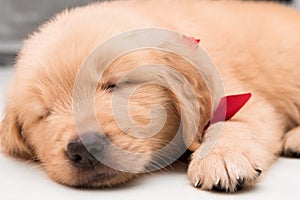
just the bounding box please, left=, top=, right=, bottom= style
left=119, top=50, right=213, bottom=152
left=0, top=106, right=34, bottom=159
left=169, top=69, right=212, bottom=152
left=157, top=52, right=213, bottom=152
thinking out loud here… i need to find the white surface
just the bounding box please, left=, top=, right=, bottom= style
left=0, top=68, right=300, bottom=199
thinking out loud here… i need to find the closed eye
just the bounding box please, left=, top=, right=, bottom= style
left=101, top=83, right=116, bottom=91
left=100, top=80, right=135, bottom=91
left=40, top=110, right=52, bottom=120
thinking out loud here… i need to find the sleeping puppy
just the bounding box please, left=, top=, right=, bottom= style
left=1, top=0, right=300, bottom=192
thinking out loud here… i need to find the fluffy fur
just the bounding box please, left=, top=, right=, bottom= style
left=1, top=0, right=300, bottom=192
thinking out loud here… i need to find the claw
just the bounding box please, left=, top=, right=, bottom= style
left=237, top=177, right=246, bottom=185
left=255, top=168, right=263, bottom=176
left=194, top=181, right=201, bottom=187
left=212, top=177, right=226, bottom=192
left=215, top=177, right=220, bottom=185
left=194, top=180, right=202, bottom=188
left=235, top=177, right=246, bottom=191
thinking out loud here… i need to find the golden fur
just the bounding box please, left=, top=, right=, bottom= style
left=1, top=0, right=300, bottom=192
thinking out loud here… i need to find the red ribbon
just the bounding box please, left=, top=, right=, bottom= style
left=182, top=35, right=200, bottom=48
left=204, top=93, right=252, bottom=130
left=181, top=34, right=251, bottom=131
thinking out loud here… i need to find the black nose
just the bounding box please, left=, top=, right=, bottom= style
left=67, top=133, right=107, bottom=168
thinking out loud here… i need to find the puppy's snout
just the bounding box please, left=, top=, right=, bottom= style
left=67, top=133, right=107, bottom=168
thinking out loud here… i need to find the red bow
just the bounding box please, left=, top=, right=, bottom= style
left=180, top=34, right=251, bottom=130
left=182, top=35, right=200, bottom=49
left=204, top=93, right=252, bottom=130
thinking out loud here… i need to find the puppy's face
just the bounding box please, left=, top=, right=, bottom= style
left=0, top=12, right=212, bottom=188
left=0, top=45, right=211, bottom=187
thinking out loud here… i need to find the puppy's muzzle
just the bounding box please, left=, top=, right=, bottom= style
left=67, top=133, right=107, bottom=168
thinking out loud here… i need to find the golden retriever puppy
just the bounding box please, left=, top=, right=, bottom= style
left=1, top=0, right=300, bottom=192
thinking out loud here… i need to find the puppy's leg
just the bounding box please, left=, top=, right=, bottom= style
left=283, top=127, right=300, bottom=157
left=188, top=95, right=284, bottom=192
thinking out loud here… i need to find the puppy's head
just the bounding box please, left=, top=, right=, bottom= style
left=0, top=9, right=212, bottom=188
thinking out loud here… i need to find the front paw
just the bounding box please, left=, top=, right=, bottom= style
left=187, top=151, right=263, bottom=192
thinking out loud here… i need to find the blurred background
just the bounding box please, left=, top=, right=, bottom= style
left=0, top=0, right=299, bottom=66
left=0, top=0, right=104, bottom=65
